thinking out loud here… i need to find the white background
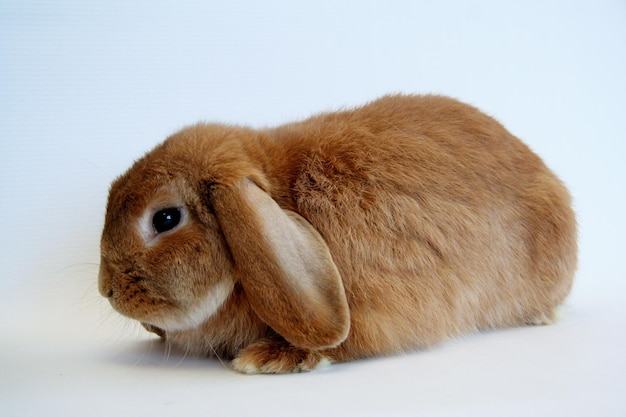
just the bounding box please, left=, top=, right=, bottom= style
left=1, top=1, right=625, bottom=416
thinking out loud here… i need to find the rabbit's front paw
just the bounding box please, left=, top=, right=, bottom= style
left=232, top=337, right=331, bottom=374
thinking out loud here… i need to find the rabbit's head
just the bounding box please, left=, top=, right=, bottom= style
left=98, top=124, right=350, bottom=350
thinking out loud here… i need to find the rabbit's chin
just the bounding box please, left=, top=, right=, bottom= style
left=144, top=280, right=235, bottom=332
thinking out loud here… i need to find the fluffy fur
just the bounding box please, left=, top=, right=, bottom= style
left=99, top=94, right=577, bottom=374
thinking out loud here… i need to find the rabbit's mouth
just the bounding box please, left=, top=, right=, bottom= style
left=104, top=276, right=172, bottom=322
left=98, top=262, right=169, bottom=322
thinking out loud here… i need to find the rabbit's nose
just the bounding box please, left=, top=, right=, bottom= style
left=97, top=261, right=113, bottom=298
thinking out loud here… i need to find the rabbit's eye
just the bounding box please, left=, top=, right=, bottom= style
left=153, top=208, right=181, bottom=234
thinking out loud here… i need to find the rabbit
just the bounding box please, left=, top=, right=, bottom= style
left=98, top=94, right=577, bottom=374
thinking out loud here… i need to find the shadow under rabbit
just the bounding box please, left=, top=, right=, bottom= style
left=101, top=336, right=232, bottom=371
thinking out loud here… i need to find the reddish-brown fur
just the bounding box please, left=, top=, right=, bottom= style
left=99, top=94, right=577, bottom=374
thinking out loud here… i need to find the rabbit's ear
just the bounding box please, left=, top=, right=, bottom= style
left=210, top=179, right=350, bottom=350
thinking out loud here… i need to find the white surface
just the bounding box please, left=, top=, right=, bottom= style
left=1, top=1, right=625, bottom=416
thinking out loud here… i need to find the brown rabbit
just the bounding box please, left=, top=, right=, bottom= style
left=98, top=94, right=577, bottom=374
